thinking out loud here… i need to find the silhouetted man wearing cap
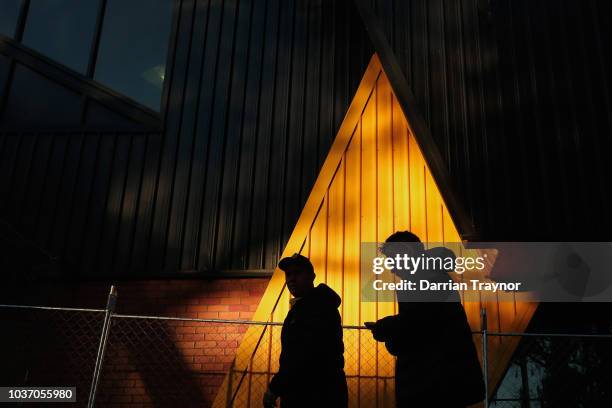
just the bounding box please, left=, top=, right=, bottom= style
left=366, top=231, right=484, bottom=407
left=263, top=253, right=348, bottom=408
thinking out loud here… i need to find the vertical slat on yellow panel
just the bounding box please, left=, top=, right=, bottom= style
left=301, top=231, right=310, bottom=259
left=233, top=326, right=265, bottom=372
left=249, top=323, right=271, bottom=404
left=327, top=160, right=345, bottom=308
left=441, top=206, right=466, bottom=306
left=270, top=286, right=289, bottom=372
left=464, top=298, right=483, bottom=332
left=391, top=113, right=410, bottom=319
left=248, top=373, right=268, bottom=408
left=392, top=96, right=410, bottom=233
left=497, top=296, right=528, bottom=362
left=489, top=292, right=502, bottom=336
left=229, top=364, right=250, bottom=408
left=408, top=133, right=427, bottom=242
left=425, top=169, right=444, bottom=244
left=442, top=206, right=461, bottom=244
left=343, top=125, right=361, bottom=391
left=376, top=74, right=396, bottom=408
left=310, top=195, right=328, bottom=286
left=377, top=73, right=394, bottom=243
left=497, top=291, right=517, bottom=334
left=489, top=301, right=538, bottom=395
left=484, top=296, right=501, bottom=368
left=360, top=85, right=378, bottom=406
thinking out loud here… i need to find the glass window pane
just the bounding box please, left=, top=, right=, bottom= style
left=22, top=0, right=99, bottom=74
left=94, top=0, right=173, bottom=111
left=0, top=0, right=21, bottom=38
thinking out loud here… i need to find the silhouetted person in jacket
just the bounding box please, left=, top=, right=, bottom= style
left=366, top=231, right=485, bottom=407
left=263, top=253, right=348, bottom=408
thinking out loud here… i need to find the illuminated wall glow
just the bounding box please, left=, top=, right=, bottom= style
left=213, top=54, right=537, bottom=407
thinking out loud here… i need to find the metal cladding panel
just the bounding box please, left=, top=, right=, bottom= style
left=0, top=0, right=373, bottom=279
left=151, top=0, right=373, bottom=275
left=0, top=131, right=163, bottom=279
left=371, top=0, right=612, bottom=240
left=2, top=0, right=612, bottom=280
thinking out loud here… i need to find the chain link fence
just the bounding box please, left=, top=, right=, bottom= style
left=0, top=305, right=105, bottom=407
left=2, top=288, right=612, bottom=407
left=488, top=332, right=612, bottom=407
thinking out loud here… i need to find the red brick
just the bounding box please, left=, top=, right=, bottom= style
left=207, top=304, right=230, bottom=312
left=197, top=311, right=219, bottom=319
left=240, top=296, right=261, bottom=305
left=182, top=348, right=203, bottom=356
left=202, top=363, right=224, bottom=371
left=224, top=347, right=239, bottom=355
left=195, top=340, right=216, bottom=348
left=229, top=290, right=250, bottom=298
left=5, top=277, right=274, bottom=408
left=207, top=290, right=230, bottom=298
left=219, top=297, right=242, bottom=305
left=110, top=395, right=132, bottom=403
left=203, top=347, right=224, bottom=356
left=182, top=333, right=205, bottom=341
left=175, top=326, right=197, bottom=334
left=204, top=333, right=225, bottom=340
left=126, top=387, right=145, bottom=395
left=216, top=340, right=238, bottom=348
left=195, top=355, right=216, bottom=363
left=215, top=355, right=236, bottom=363
left=185, top=305, right=210, bottom=312
left=226, top=333, right=244, bottom=341
left=180, top=311, right=199, bottom=318
left=194, top=297, right=215, bottom=305
left=132, top=395, right=152, bottom=403
left=218, top=311, right=240, bottom=319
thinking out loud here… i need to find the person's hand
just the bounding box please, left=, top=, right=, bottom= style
left=365, top=321, right=384, bottom=341
left=263, top=387, right=277, bottom=408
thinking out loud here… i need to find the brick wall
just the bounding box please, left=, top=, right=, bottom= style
left=1, top=278, right=270, bottom=408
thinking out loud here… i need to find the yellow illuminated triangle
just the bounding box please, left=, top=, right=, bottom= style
left=213, top=54, right=537, bottom=407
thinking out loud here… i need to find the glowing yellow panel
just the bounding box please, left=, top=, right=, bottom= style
left=214, top=54, right=537, bottom=407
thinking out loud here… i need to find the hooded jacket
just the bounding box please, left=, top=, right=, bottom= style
left=269, top=283, right=348, bottom=407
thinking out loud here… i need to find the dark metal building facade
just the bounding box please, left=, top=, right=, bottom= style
left=370, top=0, right=612, bottom=240
left=1, top=0, right=611, bottom=280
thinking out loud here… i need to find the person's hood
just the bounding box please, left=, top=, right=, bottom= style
left=304, top=283, right=342, bottom=309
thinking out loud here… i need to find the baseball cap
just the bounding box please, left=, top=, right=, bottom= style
left=278, top=253, right=315, bottom=276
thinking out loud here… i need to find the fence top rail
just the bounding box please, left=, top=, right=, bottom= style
left=112, top=313, right=285, bottom=326
left=486, top=331, right=612, bottom=339
left=0, top=303, right=105, bottom=313
left=112, top=314, right=370, bottom=330
left=3, top=304, right=612, bottom=338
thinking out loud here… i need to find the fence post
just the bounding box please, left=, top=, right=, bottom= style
left=87, top=285, right=117, bottom=408
left=481, top=308, right=489, bottom=408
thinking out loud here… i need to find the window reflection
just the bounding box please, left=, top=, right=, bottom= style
left=94, top=0, right=173, bottom=111
left=0, top=0, right=21, bottom=38
left=22, top=0, right=99, bottom=74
